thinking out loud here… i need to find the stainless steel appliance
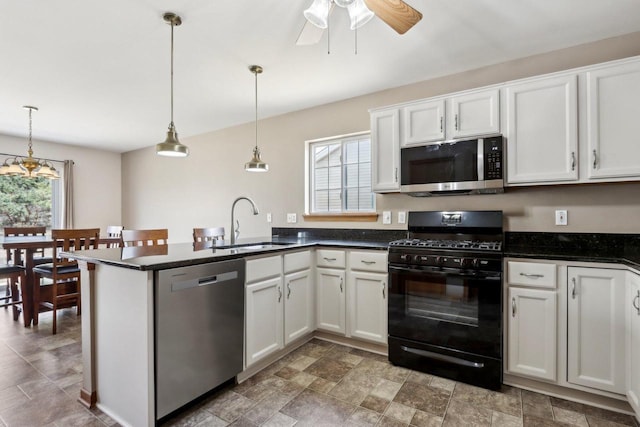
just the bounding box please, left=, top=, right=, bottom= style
left=388, top=210, right=504, bottom=389
left=155, top=259, right=245, bottom=420
left=400, top=135, right=504, bottom=196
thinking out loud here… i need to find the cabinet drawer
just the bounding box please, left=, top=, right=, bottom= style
left=508, top=261, right=557, bottom=288
left=284, top=251, right=311, bottom=274
left=349, top=251, right=388, bottom=273
left=246, top=255, right=282, bottom=283
left=316, top=249, right=346, bottom=269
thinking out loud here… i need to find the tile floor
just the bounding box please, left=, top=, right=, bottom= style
left=0, top=305, right=638, bottom=427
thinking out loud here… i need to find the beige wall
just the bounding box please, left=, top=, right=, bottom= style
left=122, top=32, right=640, bottom=243
left=0, top=134, right=121, bottom=234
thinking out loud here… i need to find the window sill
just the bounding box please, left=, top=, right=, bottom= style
left=302, top=213, right=379, bottom=222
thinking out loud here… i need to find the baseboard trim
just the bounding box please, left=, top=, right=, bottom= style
left=78, top=388, right=96, bottom=409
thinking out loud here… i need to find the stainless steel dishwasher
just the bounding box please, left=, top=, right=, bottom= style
left=155, top=259, right=245, bottom=420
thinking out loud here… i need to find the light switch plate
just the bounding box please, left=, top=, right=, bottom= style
left=287, top=213, right=297, bottom=223
left=555, top=210, right=568, bottom=226
left=266, top=213, right=272, bottom=223
left=382, top=211, right=392, bottom=225
left=398, top=211, right=406, bottom=224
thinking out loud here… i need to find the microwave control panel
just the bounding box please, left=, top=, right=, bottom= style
left=483, top=137, right=503, bottom=180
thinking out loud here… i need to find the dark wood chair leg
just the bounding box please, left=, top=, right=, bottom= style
left=11, top=276, right=20, bottom=321
left=52, top=281, right=57, bottom=335
left=33, top=273, right=40, bottom=326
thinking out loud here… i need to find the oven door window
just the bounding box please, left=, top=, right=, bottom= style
left=388, top=267, right=501, bottom=358
left=401, top=140, right=478, bottom=185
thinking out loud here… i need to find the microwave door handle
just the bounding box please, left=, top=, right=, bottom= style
left=477, top=138, right=484, bottom=181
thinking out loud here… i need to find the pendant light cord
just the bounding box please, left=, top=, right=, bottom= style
left=170, top=19, right=175, bottom=129
left=254, top=69, right=258, bottom=152
left=27, top=107, right=33, bottom=153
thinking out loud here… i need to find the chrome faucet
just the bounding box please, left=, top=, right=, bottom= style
left=230, top=196, right=259, bottom=244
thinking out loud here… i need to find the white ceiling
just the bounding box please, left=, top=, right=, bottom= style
left=1, top=0, right=640, bottom=153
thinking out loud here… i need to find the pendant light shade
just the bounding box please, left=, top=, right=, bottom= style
left=156, top=12, right=189, bottom=157
left=245, top=65, right=269, bottom=172
left=347, top=0, right=375, bottom=29
left=304, top=0, right=331, bottom=29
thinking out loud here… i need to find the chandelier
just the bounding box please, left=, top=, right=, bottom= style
left=0, top=106, right=59, bottom=179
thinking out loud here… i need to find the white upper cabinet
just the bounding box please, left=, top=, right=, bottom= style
left=449, top=89, right=500, bottom=139
left=401, top=99, right=446, bottom=146
left=505, top=74, right=578, bottom=184
left=586, top=60, right=640, bottom=179
left=370, top=108, right=400, bottom=193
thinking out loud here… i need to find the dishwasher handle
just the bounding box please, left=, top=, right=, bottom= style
left=171, top=271, right=239, bottom=292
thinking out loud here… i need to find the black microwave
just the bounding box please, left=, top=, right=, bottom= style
left=400, top=135, right=504, bottom=196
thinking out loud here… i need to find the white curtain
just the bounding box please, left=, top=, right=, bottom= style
left=63, top=160, right=74, bottom=228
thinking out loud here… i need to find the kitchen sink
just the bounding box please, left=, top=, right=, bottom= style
left=215, top=242, right=294, bottom=252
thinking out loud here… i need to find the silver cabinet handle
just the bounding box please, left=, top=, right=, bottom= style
left=287, top=282, right=291, bottom=299
left=361, top=260, right=376, bottom=265
left=382, top=282, right=386, bottom=299
left=512, top=297, right=516, bottom=317
left=633, top=290, right=640, bottom=314
left=323, top=257, right=337, bottom=262
left=395, top=167, right=398, bottom=183
left=571, top=152, right=576, bottom=171
left=439, top=116, right=443, bottom=133
left=454, top=114, right=459, bottom=130
left=340, top=276, right=343, bottom=293
left=278, top=286, right=282, bottom=303
left=592, top=149, right=597, bottom=169
left=520, top=273, right=544, bottom=279
left=571, top=277, right=577, bottom=299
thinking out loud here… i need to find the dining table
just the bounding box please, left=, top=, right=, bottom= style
left=0, top=235, right=121, bottom=327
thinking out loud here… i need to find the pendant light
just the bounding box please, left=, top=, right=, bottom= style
left=156, top=12, right=189, bottom=157
left=244, top=65, right=269, bottom=172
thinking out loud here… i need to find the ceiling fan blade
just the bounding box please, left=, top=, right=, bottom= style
left=364, top=0, right=423, bottom=35
left=296, top=20, right=326, bottom=45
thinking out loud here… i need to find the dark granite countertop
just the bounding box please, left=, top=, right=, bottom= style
left=505, top=232, right=640, bottom=270
left=64, top=229, right=401, bottom=271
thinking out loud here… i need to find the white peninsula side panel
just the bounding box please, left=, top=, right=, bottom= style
left=93, top=264, right=155, bottom=427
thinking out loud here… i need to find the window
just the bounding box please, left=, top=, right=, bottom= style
left=306, top=132, right=375, bottom=215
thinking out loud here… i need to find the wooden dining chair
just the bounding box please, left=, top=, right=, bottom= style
left=121, top=229, right=168, bottom=247
left=32, top=228, right=100, bottom=334
left=193, top=227, right=225, bottom=243
left=4, top=226, right=52, bottom=266
left=0, top=264, right=25, bottom=323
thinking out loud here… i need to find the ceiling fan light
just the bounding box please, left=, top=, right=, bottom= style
left=304, top=0, right=330, bottom=29
left=347, top=0, right=375, bottom=30
left=334, top=0, right=355, bottom=7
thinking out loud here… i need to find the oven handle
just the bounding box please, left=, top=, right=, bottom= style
left=388, top=265, right=501, bottom=280
left=400, top=346, right=485, bottom=369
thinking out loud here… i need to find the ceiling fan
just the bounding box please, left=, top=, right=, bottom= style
left=296, top=0, right=423, bottom=46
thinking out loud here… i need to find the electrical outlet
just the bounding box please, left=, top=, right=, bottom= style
left=555, top=210, right=568, bottom=226
left=398, top=211, right=407, bottom=224
left=287, top=213, right=297, bottom=223
left=382, top=211, right=392, bottom=225
left=266, top=213, right=272, bottom=223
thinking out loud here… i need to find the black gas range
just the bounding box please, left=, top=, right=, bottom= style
left=387, top=210, right=504, bottom=390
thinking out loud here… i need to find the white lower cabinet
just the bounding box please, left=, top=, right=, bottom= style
left=626, top=271, right=640, bottom=415
left=507, top=287, right=557, bottom=381
left=284, top=269, right=313, bottom=345
left=567, top=267, right=626, bottom=394
left=245, top=275, right=283, bottom=367
left=316, top=268, right=346, bottom=334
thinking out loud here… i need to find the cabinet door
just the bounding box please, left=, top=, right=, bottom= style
left=448, top=89, right=500, bottom=139
left=627, top=272, right=640, bottom=416
left=348, top=271, right=387, bottom=344
left=567, top=267, right=626, bottom=393
left=507, top=287, right=557, bottom=381
left=505, top=75, right=578, bottom=184
left=401, top=99, right=445, bottom=146
left=245, top=276, right=283, bottom=367
left=586, top=60, right=640, bottom=179
left=284, top=269, right=314, bottom=345
left=371, top=108, right=400, bottom=193
left=316, top=268, right=346, bottom=334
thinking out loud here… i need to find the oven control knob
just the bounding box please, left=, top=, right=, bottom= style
left=435, top=256, right=444, bottom=266
left=400, top=254, right=412, bottom=263
left=459, top=258, right=469, bottom=268
left=471, top=258, right=480, bottom=268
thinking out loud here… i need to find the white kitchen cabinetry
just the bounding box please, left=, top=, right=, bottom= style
left=316, top=249, right=346, bottom=334
left=370, top=108, right=400, bottom=193
left=283, top=251, right=313, bottom=345
left=401, top=99, right=446, bottom=145
left=567, top=267, right=626, bottom=394
left=347, top=251, right=388, bottom=344
left=448, top=89, right=500, bottom=139
left=627, top=271, right=640, bottom=416
left=586, top=60, right=640, bottom=180
left=245, top=256, right=284, bottom=367
left=506, top=261, right=558, bottom=381
left=505, top=74, right=579, bottom=184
